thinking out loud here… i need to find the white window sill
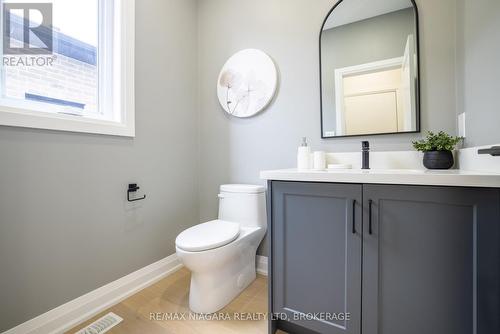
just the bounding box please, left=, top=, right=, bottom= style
left=0, top=106, right=135, bottom=137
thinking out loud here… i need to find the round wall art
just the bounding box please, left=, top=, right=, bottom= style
left=217, top=49, right=278, bottom=118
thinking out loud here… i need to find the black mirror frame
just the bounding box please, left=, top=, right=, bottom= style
left=319, top=0, right=421, bottom=139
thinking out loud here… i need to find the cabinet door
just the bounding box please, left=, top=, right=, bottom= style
left=272, top=181, right=362, bottom=334
left=363, top=185, right=500, bottom=334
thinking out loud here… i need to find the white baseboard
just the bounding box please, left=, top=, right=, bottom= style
left=256, top=255, right=268, bottom=276
left=3, top=254, right=182, bottom=334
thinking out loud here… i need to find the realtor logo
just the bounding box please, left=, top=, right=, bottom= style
left=3, top=3, right=53, bottom=55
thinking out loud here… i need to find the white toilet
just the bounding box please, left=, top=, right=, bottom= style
left=175, top=184, right=267, bottom=314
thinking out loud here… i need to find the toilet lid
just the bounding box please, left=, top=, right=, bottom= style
left=175, top=220, right=240, bottom=252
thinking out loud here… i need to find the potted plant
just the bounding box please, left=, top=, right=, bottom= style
left=413, top=131, right=463, bottom=170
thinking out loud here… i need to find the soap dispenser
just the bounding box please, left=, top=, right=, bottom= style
left=297, top=137, right=311, bottom=171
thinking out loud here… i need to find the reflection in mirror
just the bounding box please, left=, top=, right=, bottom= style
left=320, top=0, right=419, bottom=138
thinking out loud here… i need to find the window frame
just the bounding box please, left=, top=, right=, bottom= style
left=0, top=0, right=135, bottom=137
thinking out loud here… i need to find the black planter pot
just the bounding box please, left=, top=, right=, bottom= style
left=423, top=150, right=454, bottom=169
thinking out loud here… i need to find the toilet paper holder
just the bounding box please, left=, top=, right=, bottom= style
left=127, top=183, right=146, bottom=202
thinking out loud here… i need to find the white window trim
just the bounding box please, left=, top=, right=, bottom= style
left=0, top=0, right=135, bottom=137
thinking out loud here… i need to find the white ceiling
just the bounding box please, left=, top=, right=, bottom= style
left=323, top=0, right=413, bottom=30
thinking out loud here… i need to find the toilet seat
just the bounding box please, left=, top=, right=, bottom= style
left=175, top=220, right=240, bottom=252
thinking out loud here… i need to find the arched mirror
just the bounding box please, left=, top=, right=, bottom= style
left=320, top=0, right=420, bottom=138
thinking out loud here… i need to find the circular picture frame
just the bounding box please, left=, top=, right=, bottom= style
left=217, top=49, right=278, bottom=118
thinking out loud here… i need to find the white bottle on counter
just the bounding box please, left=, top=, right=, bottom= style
left=297, top=137, right=311, bottom=171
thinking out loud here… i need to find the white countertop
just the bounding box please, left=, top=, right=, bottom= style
left=260, top=169, right=500, bottom=188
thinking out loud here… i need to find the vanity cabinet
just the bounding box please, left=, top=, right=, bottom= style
left=270, top=182, right=362, bottom=334
left=268, top=181, right=500, bottom=334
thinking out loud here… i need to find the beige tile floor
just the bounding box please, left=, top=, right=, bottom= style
left=67, top=268, right=270, bottom=334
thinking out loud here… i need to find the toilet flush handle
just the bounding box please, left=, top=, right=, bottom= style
left=218, top=193, right=225, bottom=199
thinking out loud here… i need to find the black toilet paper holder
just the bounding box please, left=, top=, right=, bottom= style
left=127, top=183, right=146, bottom=202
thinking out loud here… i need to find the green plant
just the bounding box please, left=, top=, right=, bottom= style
left=412, top=131, right=463, bottom=152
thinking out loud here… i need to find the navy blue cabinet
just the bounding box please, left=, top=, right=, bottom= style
left=268, top=181, right=500, bottom=334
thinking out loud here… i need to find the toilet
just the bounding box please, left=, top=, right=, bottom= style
left=175, top=184, right=267, bottom=314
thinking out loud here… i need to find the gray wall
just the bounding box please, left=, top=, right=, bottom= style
left=3, top=0, right=496, bottom=330
left=0, top=0, right=199, bottom=331
left=198, top=0, right=459, bottom=256
left=456, top=0, right=500, bottom=147
left=321, top=8, right=416, bottom=132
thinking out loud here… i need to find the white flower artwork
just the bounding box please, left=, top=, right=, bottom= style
left=217, top=49, right=278, bottom=118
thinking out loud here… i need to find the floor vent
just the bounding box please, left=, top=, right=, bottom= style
left=75, top=312, right=123, bottom=334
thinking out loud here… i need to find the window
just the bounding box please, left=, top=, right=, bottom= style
left=0, top=0, right=135, bottom=136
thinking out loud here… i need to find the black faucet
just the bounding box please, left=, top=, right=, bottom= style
left=478, top=146, right=500, bottom=156
left=362, top=141, right=370, bottom=170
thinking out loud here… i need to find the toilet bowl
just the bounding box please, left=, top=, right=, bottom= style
left=175, top=184, right=267, bottom=314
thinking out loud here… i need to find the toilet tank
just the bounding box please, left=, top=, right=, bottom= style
left=218, top=184, right=267, bottom=229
